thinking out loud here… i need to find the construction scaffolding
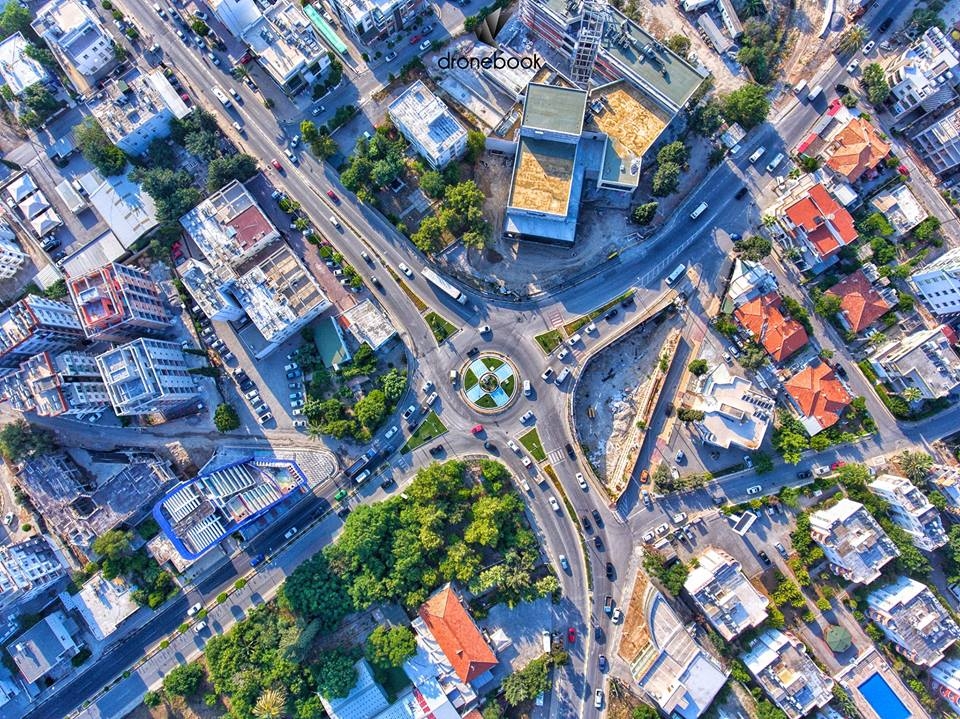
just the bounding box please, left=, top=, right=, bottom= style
left=571, top=0, right=605, bottom=87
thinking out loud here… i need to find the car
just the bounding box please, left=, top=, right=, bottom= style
left=746, top=484, right=762, bottom=495
left=556, top=347, right=569, bottom=361
left=605, top=308, right=618, bottom=320
left=656, top=523, right=668, bottom=535
left=286, top=370, right=301, bottom=379
left=671, top=466, right=680, bottom=480
left=568, top=627, right=576, bottom=643
left=831, top=460, right=846, bottom=471
left=409, top=33, right=422, bottom=45
left=250, top=553, right=266, bottom=567
left=592, top=509, right=603, bottom=526
left=743, top=455, right=753, bottom=468
left=566, top=443, right=576, bottom=459
left=643, top=530, right=654, bottom=543
left=284, top=363, right=298, bottom=371
left=728, top=344, right=740, bottom=358
left=471, top=424, right=484, bottom=435
left=878, top=17, right=892, bottom=32
left=862, top=40, right=876, bottom=55
left=3, top=512, right=14, bottom=526
left=426, top=391, right=438, bottom=406
left=519, top=410, right=534, bottom=424
left=507, top=439, right=520, bottom=453
left=428, top=444, right=444, bottom=456
left=521, top=455, right=532, bottom=467
left=722, top=351, right=732, bottom=363
left=194, top=10, right=208, bottom=20
left=599, top=654, right=607, bottom=671
left=846, top=58, right=860, bottom=74
left=672, top=511, right=687, bottom=524
left=775, top=542, right=788, bottom=557
left=796, top=470, right=813, bottom=480
left=576, top=473, right=587, bottom=490
left=549, top=496, right=560, bottom=512
left=612, top=607, right=622, bottom=623
left=641, top=489, right=651, bottom=504
left=176, top=28, right=185, bottom=39
left=467, top=346, right=480, bottom=357
left=384, top=425, right=399, bottom=440
left=401, top=404, right=416, bottom=420
left=419, top=39, right=432, bottom=51
left=337, top=507, right=351, bottom=519
left=484, top=440, right=497, bottom=453
left=640, top=469, right=649, bottom=484
left=541, top=367, right=554, bottom=381
left=285, top=147, right=297, bottom=162
left=194, top=620, right=208, bottom=634
left=582, top=516, right=593, bottom=533
left=594, top=689, right=603, bottom=709
left=288, top=391, right=303, bottom=401
left=271, top=158, right=282, bottom=171
left=188, top=602, right=202, bottom=616
left=232, top=121, right=243, bottom=132
left=311, top=104, right=325, bottom=115
left=594, top=536, right=604, bottom=551
left=258, top=412, right=273, bottom=425
left=283, top=527, right=298, bottom=540
left=385, top=50, right=397, bottom=61
left=758, top=550, right=771, bottom=565
left=207, top=52, right=220, bottom=65
left=398, top=262, right=413, bottom=277
left=735, top=186, right=749, bottom=200
left=675, top=450, right=685, bottom=463
left=835, top=364, right=848, bottom=379
left=559, top=554, right=569, bottom=571
left=370, top=275, right=383, bottom=289
left=479, top=324, right=491, bottom=336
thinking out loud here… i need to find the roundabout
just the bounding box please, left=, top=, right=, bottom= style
left=461, top=353, right=519, bottom=412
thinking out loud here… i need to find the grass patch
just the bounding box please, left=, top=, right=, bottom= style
left=481, top=356, right=502, bottom=371
left=519, top=427, right=546, bottom=462
left=563, top=289, right=635, bottom=335
left=401, top=410, right=447, bottom=453
left=476, top=394, right=497, bottom=408
left=396, top=278, right=427, bottom=312
left=534, top=329, right=564, bottom=354
left=464, top=368, right=477, bottom=389
left=424, top=311, right=456, bottom=344
left=501, top=374, right=515, bottom=396
left=371, top=665, right=410, bottom=703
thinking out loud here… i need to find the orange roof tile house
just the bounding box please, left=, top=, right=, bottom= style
left=825, top=270, right=894, bottom=334
left=416, top=584, right=498, bottom=685
left=784, top=362, right=853, bottom=435
left=733, top=292, right=809, bottom=362
left=822, top=117, right=891, bottom=183
left=781, top=184, right=858, bottom=268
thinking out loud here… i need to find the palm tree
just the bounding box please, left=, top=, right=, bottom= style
left=253, top=687, right=287, bottom=719
left=307, top=422, right=323, bottom=440
left=839, top=26, right=867, bottom=53
left=902, top=386, right=923, bottom=403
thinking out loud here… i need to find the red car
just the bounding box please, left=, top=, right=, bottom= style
left=567, top=627, right=576, bottom=643
left=830, top=460, right=846, bottom=471
left=271, top=159, right=282, bottom=171
left=471, top=424, right=483, bottom=436
left=409, top=33, right=422, bottom=45
left=327, top=190, right=340, bottom=203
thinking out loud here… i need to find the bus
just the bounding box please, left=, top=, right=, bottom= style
left=421, top=267, right=466, bottom=304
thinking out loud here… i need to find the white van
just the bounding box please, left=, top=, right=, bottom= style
left=522, top=380, right=531, bottom=396
left=690, top=201, right=708, bottom=220
left=749, top=147, right=766, bottom=164
left=808, top=85, right=824, bottom=101
left=212, top=86, right=231, bottom=107
left=555, top=367, right=571, bottom=385
left=766, top=153, right=785, bottom=173
left=666, top=264, right=686, bottom=285
left=792, top=79, right=808, bottom=97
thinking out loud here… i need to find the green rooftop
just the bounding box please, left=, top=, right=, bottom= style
left=522, top=84, right=588, bottom=136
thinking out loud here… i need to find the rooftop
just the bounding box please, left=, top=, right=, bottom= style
left=867, top=576, right=959, bottom=666
left=521, top=83, right=587, bottom=136
left=7, top=611, right=78, bottom=685
left=67, top=261, right=167, bottom=337
left=870, top=184, right=928, bottom=237
left=508, top=137, right=577, bottom=215
left=931, top=464, right=960, bottom=514
left=783, top=184, right=858, bottom=260
left=0, top=33, right=49, bottom=96
left=809, top=498, right=899, bottom=585
left=87, top=68, right=190, bottom=145
left=0, top=350, right=104, bottom=418
left=339, top=300, right=397, bottom=351
left=742, top=629, right=834, bottom=719
left=687, top=364, right=774, bottom=451
left=78, top=170, right=158, bottom=248
left=0, top=535, right=65, bottom=608
left=417, top=584, right=498, bottom=684
left=683, top=548, right=769, bottom=640
left=388, top=80, right=467, bottom=163
left=64, top=574, right=138, bottom=641
left=724, top=258, right=778, bottom=310
left=825, top=269, right=893, bottom=334
left=871, top=325, right=960, bottom=399
left=783, top=361, right=852, bottom=435
left=868, top=473, right=947, bottom=550
left=823, top=117, right=891, bottom=183
left=733, top=292, right=809, bottom=362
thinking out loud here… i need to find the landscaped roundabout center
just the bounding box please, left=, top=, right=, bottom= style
left=461, top=354, right=519, bottom=412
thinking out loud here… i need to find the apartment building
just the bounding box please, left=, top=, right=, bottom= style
left=867, top=474, right=947, bottom=550
left=388, top=81, right=467, bottom=170
left=329, top=0, right=422, bottom=41
left=95, top=338, right=199, bottom=417
left=870, top=325, right=960, bottom=398
left=911, top=247, right=960, bottom=315
left=31, top=0, right=117, bottom=94
left=931, top=464, right=960, bottom=516
left=870, top=184, right=928, bottom=238
left=0, top=535, right=66, bottom=611
left=0, top=222, right=28, bottom=279
left=809, top=498, right=899, bottom=585
left=742, top=630, right=834, bottom=719
left=887, top=27, right=960, bottom=117
left=0, top=32, right=49, bottom=100
left=0, top=296, right=83, bottom=368
left=867, top=577, right=960, bottom=666
left=0, top=350, right=108, bottom=419
left=67, top=262, right=169, bottom=342
left=6, top=611, right=80, bottom=688
left=87, top=68, right=191, bottom=155
left=913, top=106, right=960, bottom=176
left=687, top=364, right=773, bottom=451
left=724, top=258, right=778, bottom=309
left=683, top=548, right=769, bottom=640
left=931, top=657, right=960, bottom=713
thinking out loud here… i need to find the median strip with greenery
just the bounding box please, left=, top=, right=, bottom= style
left=401, top=410, right=447, bottom=453
left=563, top=290, right=635, bottom=335
left=519, top=428, right=546, bottom=462
left=534, top=329, right=564, bottom=354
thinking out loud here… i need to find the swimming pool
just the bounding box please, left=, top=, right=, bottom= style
left=858, top=673, right=909, bottom=719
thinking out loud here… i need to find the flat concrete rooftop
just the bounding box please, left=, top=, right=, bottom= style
left=589, top=81, right=669, bottom=186
left=508, top=137, right=576, bottom=216
left=522, top=83, right=587, bottom=135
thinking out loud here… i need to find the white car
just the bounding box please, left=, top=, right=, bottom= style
left=398, top=263, right=413, bottom=277
left=642, top=530, right=655, bottom=543
left=846, top=58, right=860, bottom=74
left=612, top=607, right=622, bottom=623
left=426, top=391, right=438, bottom=406
left=595, top=689, right=603, bottom=709
left=556, top=347, right=569, bottom=361
left=520, top=410, right=534, bottom=424
left=521, top=456, right=532, bottom=467
left=671, top=466, right=680, bottom=480
left=862, top=40, right=876, bottom=55
left=232, top=121, right=242, bottom=131
left=548, top=496, right=560, bottom=512
left=541, top=367, right=554, bottom=382
left=507, top=440, right=520, bottom=453
left=283, top=527, right=298, bottom=540
left=384, top=425, right=399, bottom=440
left=576, top=473, right=587, bottom=490
left=284, top=363, right=298, bottom=371
left=747, top=484, right=762, bottom=495
left=419, top=39, right=432, bottom=51
left=655, top=523, right=668, bottom=535
left=187, top=602, right=202, bottom=616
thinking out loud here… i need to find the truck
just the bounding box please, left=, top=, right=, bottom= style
left=541, top=630, right=552, bottom=653
left=603, top=595, right=613, bottom=615
left=345, top=448, right=376, bottom=478
left=421, top=267, right=467, bottom=304
left=212, top=85, right=231, bottom=107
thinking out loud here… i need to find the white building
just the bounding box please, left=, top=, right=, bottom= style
left=331, top=0, right=422, bottom=40
left=931, top=657, right=960, bottom=713
left=724, top=257, right=778, bottom=310
left=208, top=0, right=331, bottom=95
left=31, top=0, right=117, bottom=94
left=0, top=296, right=83, bottom=368
left=887, top=27, right=960, bottom=116
left=61, top=574, right=139, bottom=641
left=867, top=576, right=960, bottom=667
left=87, top=68, right=191, bottom=155
left=0, top=222, right=27, bottom=279
left=389, top=81, right=468, bottom=170
left=870, top=184, right=928, bottom=238
left=809, top=498, right=899, bottom=585
left=0, top=33, right=50, bottom=97
left=687, top=364, right=773, bottom=451
left=871, top=325, right=960, bottom=399
left=78, top=170, right=159, bottom=248
left=913, top=106, right=960, bottom=176
left=867, top=474, right=947, bottom=550
left=0, top=350, right=108, bottom=419
left=911, top=247, right=960, bottom=316
left=96, top=338, right=200, bottom=418
left=0, top=536, right=66, bottom=611
left=742, top=629, right=834, bottom=719
left=931, top=464, right=960, bottom=516
left=683, top=548, right=768, bottom=640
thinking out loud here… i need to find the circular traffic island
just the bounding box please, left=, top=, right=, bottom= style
left=461, top=353, right=519, bottom=413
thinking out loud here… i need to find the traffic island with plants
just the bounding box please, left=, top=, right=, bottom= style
left=461, top=353, right=519, bottom=413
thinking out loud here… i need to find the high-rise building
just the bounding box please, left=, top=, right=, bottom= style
left=31, top=0, right=117, bottom=94
left=742, top=629, right=834, bottom=719
left=96, top=338, right=199, bottom=417
left=0, top=351, right=108, bottom=418
left=910, top=247, right=960, bottom=315
left=0, top=535, right=66, bottom=611
left=68, top=262, right=169, bottom=342
left=913, top=106, right=960, bottom=176
left=867, top=577, right=960, bottom=667
left=0, top=296, right=83, bottom=368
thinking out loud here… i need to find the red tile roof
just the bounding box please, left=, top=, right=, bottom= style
left=824, top=117, right=891, bottom=183
left=784, top=184, right=858, bottom=260
left=826, top=269, right=892, bottom=334
left=784, top=362, right=852, bottom=431
left=733, top=292, right=809, bottom=362
left=418, top=584, right=498, bottom=683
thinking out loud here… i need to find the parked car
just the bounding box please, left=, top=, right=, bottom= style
left=520, top=410, right=534, bottom=424
left=775, top=542, right=788, bottom=558
left=541, top=367, right=554, bottom=381
left=592, top=509, right=603, bottom=526
left=576, top=473, right=587, bottom=490
left=758, top=550, right=771, bottom=565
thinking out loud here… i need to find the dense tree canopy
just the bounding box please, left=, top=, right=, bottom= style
left=207, top=154, right=258, bottom=191
left=312, top=650, right=358, bottom=699
left=76, top=118, right=127, bottom=176
left=163, top=662, right=204, bottom=697
left=279, top=553, right=350, bottom=630
left=721, top=84, right=770, bottom=129
left=366, top=625, right=417, bottom=669
left=0, top=420, right=54, bottom=462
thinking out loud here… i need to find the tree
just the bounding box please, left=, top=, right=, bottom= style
left=366, top=625, right=416, bottom=669
left=899, top=450, right=933, bottom=482
left=92, top=530, right=132, bottom=562
left=207, top=154, right=258, bottom=191
left=442, top=181, right=486, bottom=235
left=191, top=19, right=210, bottom=35
left=185, top=129, right=220, bottom=160
left=862, top=63, right=890, bottom=105
left=838, top=25, right=867, bottom=52
left=19, top=83, right=62, bottom=129
left=631, top=202, right=658, bottom=225
left=0, top=2, right=31, bottom=39
left=355, top=390, right=387, bottom=430
left=688, top=359, right=708, bottom=376
left=841, top=92, right=859, bottom=108
left=665, top=34, right=691, bottom=58
left=721, top=85, right=770, bottom=129
left=75, top=118, right=127, bottom=176
left=312, top=650, right=358, bottom=699
left=412, top=215, right=444, bottom=252
left=466, top=129, right=486, bottom=163
left=502, top=657, right=550, bottom=706
left=814, top=293, right=842, bottom=317
left=651, top=161, right=680, bottom=196
left=734, top=235, right=772, bottom=261
left=143, top=690, right=162, bottom=707
left=279, top=553, right=350, bottom=630
left=914, top=216, right=941, bottom=243
left=901, top=386, right=922, bottom=403
left=380, top=369, right=406, bottom=404
left=656, top=141, right=688, bottom=167
left=300, top=120, right=319, bottom=143
left=632, top=704, right=660, bottom=719
left=420, top=170, right=446, bottom=199
left=253, top=687, right=287, bottom=719
left=163, top=662, right=205, bottom=697
left=214, top=403, right=241, bottom=432
left=0, top=420, right=54, bottom=462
